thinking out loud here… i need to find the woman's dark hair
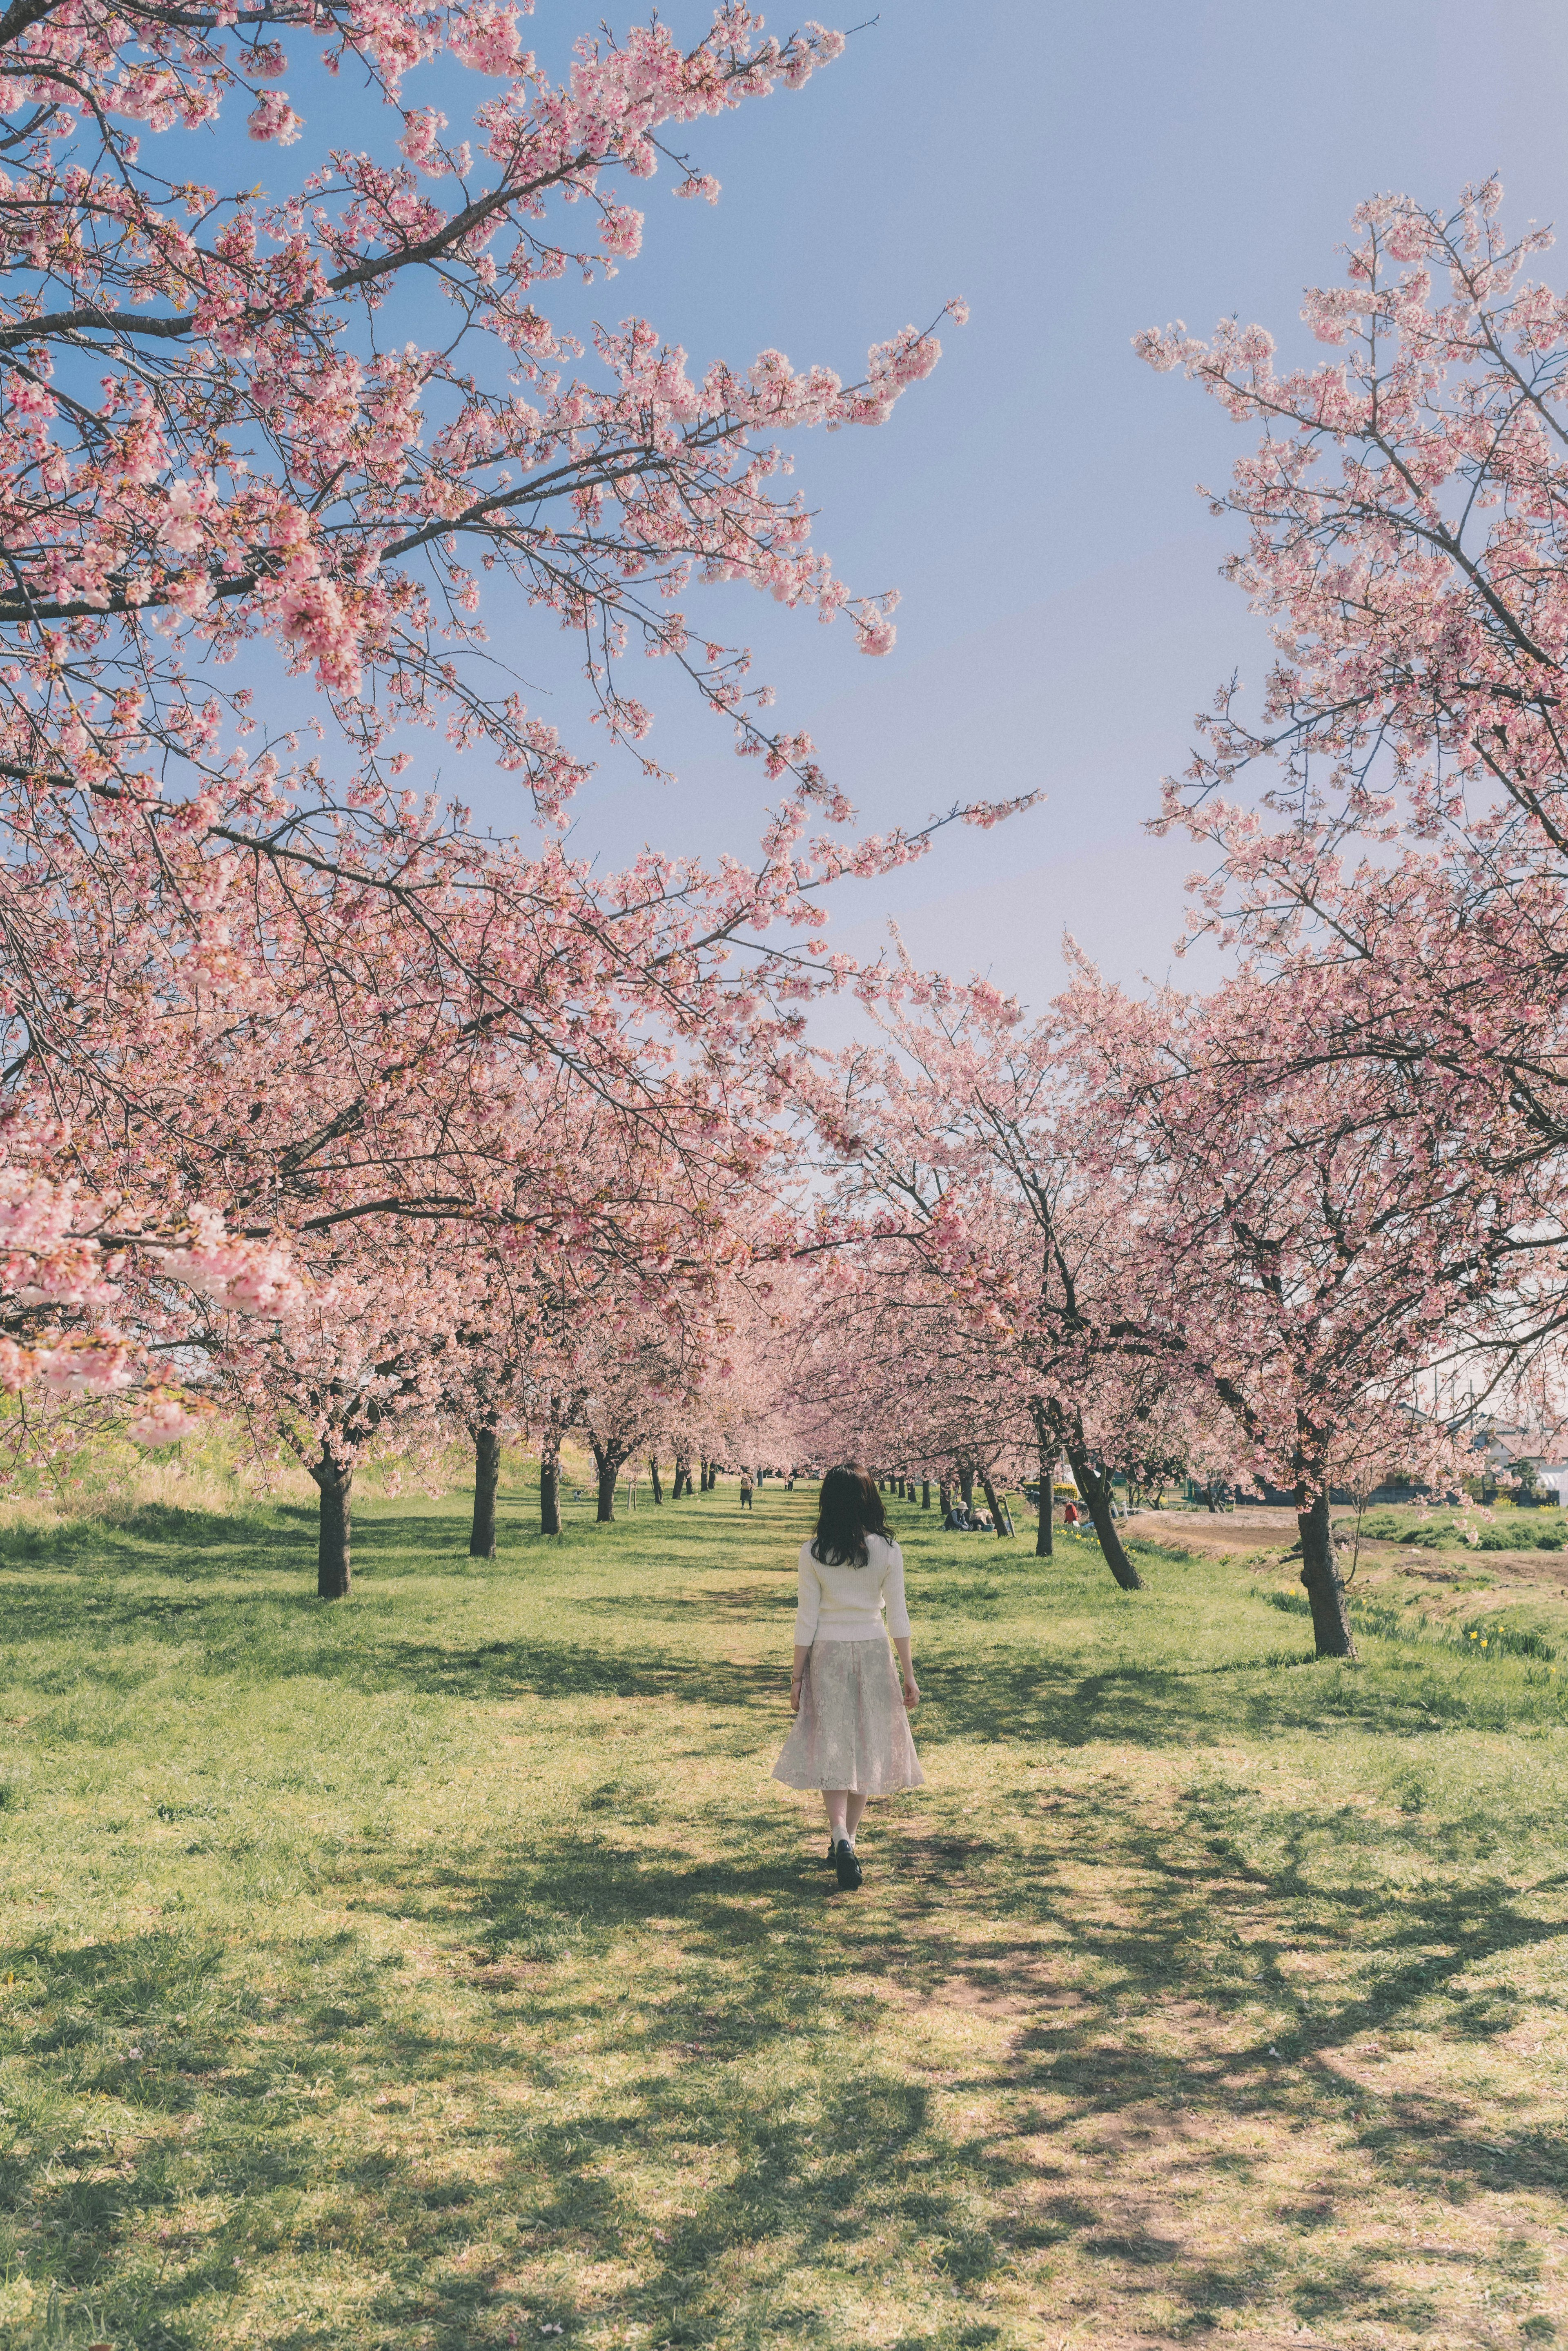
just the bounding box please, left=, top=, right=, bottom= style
left=810, top=1463, right=889, bottom=1568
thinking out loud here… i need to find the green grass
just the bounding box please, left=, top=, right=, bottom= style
left=1354, top=1504, right=1568, bottom=1553
left=2, top=1488, right=1567, bottom=2349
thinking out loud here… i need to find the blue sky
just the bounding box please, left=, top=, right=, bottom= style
left=225, top=2, right=1568, bottom=1003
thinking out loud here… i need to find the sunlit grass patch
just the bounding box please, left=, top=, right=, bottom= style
left=0, top=1486, right=1564, bottom=2347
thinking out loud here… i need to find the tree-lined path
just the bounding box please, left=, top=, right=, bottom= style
left=2, top=1488, right=1565, bottom=2348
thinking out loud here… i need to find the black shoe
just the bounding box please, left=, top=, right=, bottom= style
left=825, top=1838, right=837, bottom=1864
left=833, top=1838, right=862, bottom=1890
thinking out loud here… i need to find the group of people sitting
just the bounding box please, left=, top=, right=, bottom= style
left=941, top=1500, right=1017, bottom=1535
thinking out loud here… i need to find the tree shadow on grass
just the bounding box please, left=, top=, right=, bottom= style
left=6, top=1768, right=1566, bottom=2347
left=2, top=1863, right=1014, bottom=2351
left=331, top=1786, right=1568, bottom=2339
left=919, top=1645, right=1542, bottom=1748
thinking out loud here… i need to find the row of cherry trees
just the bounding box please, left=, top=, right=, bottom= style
left=4, top=0, right=1567, bottom=1661
left=0, top=0, right=1021, bottom=1593
left=776, top=181, right=1568, bottom=1660
left=780, top=944, right=1559, bottom=1658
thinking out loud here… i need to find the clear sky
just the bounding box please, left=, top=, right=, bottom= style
left=278, top=2, right=1568, bottom=1005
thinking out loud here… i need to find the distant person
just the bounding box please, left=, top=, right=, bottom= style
left=773, top=1463, right=923, bottom=1890
left=1062, top=1497, right=1081, bottom=1533
left=739, top=1472, right=754, bottom=1511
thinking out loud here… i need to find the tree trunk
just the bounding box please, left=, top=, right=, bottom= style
left=597, top=1460, right=618, bottom=1522
left=314, top=1445, right=353, bottom=1600
left=1066, top=1442, right=1143, bottom=1591
left=647, top=1455, right=664, bottom=1504
left=922, top=1480, right=931, bottom=1510
left=1035, top=1426, right=1055, bottom=1558
left=959, top=1464, right=975, bottom=1510
left=939, top=1481, right=952, bottom=1518
left=1297, top=1487, right=1357, bottom=1658
left=540, top=1448, right=561, bottom=1538
left=470, top=1422, right=500, bottom=1558
left=979, top=1469, right=1008, bottom=1537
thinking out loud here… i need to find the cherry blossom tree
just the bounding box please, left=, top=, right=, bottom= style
left=0, top=0, right=1029, bottom=1445
left=1137, top=181, right=1568, bottom=1181
left=573, top=1291, right=706, bottom=1523
left=215, top=1223, right=459, bottom=1595
left=802, top=983, right=1189, bottom=1589
left=792, top=933, right=1556, bottom=1650
left=1067, top=960, right=1560, bottom=1657
left=777, top=1270, right=1027, bottom=1531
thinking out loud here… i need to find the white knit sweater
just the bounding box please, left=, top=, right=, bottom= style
left=792, top=1533, right=911, bottom=1644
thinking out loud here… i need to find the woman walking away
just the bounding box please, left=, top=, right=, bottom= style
left=773, top=1463, right=923, bottom=1890
left=739, top=1472, right=754, bottom=1511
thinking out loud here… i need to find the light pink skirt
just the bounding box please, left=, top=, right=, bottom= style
left=772, top=1638, right=926, bottom=1794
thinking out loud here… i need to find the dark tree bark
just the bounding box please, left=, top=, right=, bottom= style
left=938, top=1481, right=952, bottom=1518
left=979, top=1469, right=1008, bottom=1538
left=470, top=1422, right=501, bottom=1558
left=540, top=1447, right=561, bottom=1537
left=1066, top=1442, right=1143, bottom=1591
left=311, top=1443, right=354, bottom=1599
left=959, top=1464, right=975, bottom=1511
left=921, top=1480, right=931, bottom=1510
left=1035, top=1426, right=1055, bottom=1560
left=588, top=1420, right=630, bottom=1514
left=647, top=1455, right=664, bottom=1504
left=1297, top=1487, right=1357, bottom=1658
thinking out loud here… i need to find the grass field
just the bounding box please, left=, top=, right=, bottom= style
left=1, top=1483, right=1566, bottom=2351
